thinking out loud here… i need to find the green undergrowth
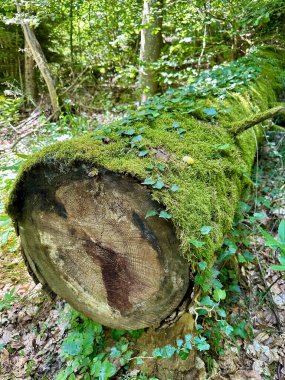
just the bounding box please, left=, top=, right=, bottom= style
left=6, top=46, right=285, bottom=267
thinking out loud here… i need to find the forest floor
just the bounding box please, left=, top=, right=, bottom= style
left=0, top=109, right=284, bottom=380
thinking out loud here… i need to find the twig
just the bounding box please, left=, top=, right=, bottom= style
left=229, top=106, right=285, bottom=136
left=60, top=66, right=91, bottom=96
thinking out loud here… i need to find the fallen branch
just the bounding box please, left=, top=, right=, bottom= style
left=229, top=106, right=285, bottom=136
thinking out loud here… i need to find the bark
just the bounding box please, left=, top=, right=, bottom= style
left=17, top=6, right=59, bottom=117
left=24, top=40, right=37, bottom=103
left=139, top=0, right=163, bottom=102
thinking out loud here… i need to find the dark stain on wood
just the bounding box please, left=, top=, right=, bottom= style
left=132, top=212, right=161, bottom=254
left=82, top=238, right=135, bottom=314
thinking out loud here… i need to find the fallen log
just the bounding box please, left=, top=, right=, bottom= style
left=7, top=47, right=285, bottom=330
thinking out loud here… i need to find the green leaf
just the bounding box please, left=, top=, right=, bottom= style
left=213, top=288, right=226, bottom=302
left=138, top=150, right=149, bottom=157
left=156, top=163, right=166, bottom=171
left=16, top=153, right=30, bottom=159
left=111, top=329, right=126, bottom=341
left=220, top=323, right=233, bottom=336
left=178, top=349, right=190, bottom=360
left=119, top=129, right=136, bottom=136
left=136, top=358, right=144, bottom=365
left=170, top=184, right=180, bottom=192
left=189, top=240, right=205, bottom=248
left=159, top=211, right=172, bottom=219
left=142, top=178, right=156, bottom=185
left=270, top=265, right=285, bottom=271
left=176, top=339, right=183, bottom=348
left=217, top=308, right=227, bottom=318
left=90, top=359, right=102, bottom=376
left=160, top=344, right=176, bottom=358
left=62, top=340, right=81, bottom=356
left=152, top=180, right=165, bottom=189
left=131, top=135, right=143, bottom=143
left=278, top=220, right=285, bottom=245
left=152, top=348, right=162, bottom=358
left=253, top=211, right=267, bottom=220
left=99, top=360, right=116, bottom=380
left=200, top=296, right=215, bottom=307
left=198, top=261, right=207, bottom=271
left=214, top=143, right=230, bottom=151
left=93, top=135, right=108, bottom=140
left=200, top=226, right=212, bottom=235
left=177, top=128, right=186, bottom=135
left=202, top=107, right=217, bottom=116
left=172, top=122, right=180, bottom=128
left=193, top=336, right=210, bottom=351
left=145, top=210, right=158, bottom=218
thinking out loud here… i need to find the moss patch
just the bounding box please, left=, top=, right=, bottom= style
left=7, top=47, right=285, bottom=268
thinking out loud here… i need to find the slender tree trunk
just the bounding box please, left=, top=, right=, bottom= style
left=17, top=5, right=60, bottom=117
left=139, top=0, right=163, bottom=102
left=70, top=0, right=74, bottom=65
left=24, top=40, right=37, bottom=103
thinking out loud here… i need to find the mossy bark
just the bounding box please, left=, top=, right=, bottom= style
left=6, top=46, right=285, bottom=378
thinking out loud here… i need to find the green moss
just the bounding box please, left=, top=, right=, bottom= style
left=6, top=47, right=285, bottom=268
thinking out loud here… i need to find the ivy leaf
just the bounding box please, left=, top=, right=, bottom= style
left=136, top=358, right=144, bottom=365
left=217, top=308, right=227, bottom=318
left=213, top=288, right=226, bottom=302
left=193, top=336, right=210, bottom=351
left=200, top=296, right=215, bottom=307
left=145, top=210, right=158, bottom=219
left=176, top=339, right=183, bottom=348
left=138, top=150, right=149, bottom=157
left=170, top=184, right=180, bottom=192
left=178, top=349, right=190, bottom=360
left=177, top=128, right=186, bottom=135
left=160, top=344, right=177, bottom=358
left=200, top=226, right=212, bottom=235
left=61, top=340, right=81, bottom=356
left=93, top=135, right=108, bottom=140
left=156, top=163, right=166, bottom=171
left=220, top=323, right=234, bottom=336
left=152, top=348, right=162, bottom=358
left=131, top=135, right=143, bottom=143
left=159, top=211, right=172, bottom=219
left=119, top=129, right=136, bottom=136
left=152, top=180, right=165, bottom=189
left=142, top=178, right=156, bottom=185
left=189, top=240, right=205, bottom=248
left=198, top=261, right=207, bottom=271
left=202, top=107, right=217, bottom=116
left=184, top=334, right=192, bottom=350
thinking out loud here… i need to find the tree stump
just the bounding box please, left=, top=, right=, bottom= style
left=17, top=163, right=189, bottom=329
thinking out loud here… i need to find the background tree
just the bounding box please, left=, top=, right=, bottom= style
left=139, top=0, right=163, bottom=102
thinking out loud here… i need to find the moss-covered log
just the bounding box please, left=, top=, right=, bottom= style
left=7, top=47, right=285, bottom=330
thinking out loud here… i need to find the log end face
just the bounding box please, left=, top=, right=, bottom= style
left=19, top=163, right=189, bottom=329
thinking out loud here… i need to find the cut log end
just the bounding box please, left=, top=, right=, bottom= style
left=18, top=162, right=190, bottom=329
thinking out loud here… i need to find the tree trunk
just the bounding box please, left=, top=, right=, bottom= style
left=17, top=6, right=59, bottom=117
left=139, top=0, right=163, bottom=102
left=24, top=40, right=37, bottom=103
left=6, top=48, right=285, bottom=378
